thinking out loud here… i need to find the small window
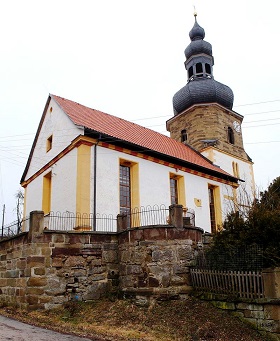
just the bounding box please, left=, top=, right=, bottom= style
left=196, top=62, right=203, bottom=74
left=228, top=127, right=234, bottom=144
left=205, top=63, right=211, bottom=75
left=181, top=129, right=187, bottom=143
left=188, top=66, right=194, bottom=78
left=46, top=135, right=53, bottom=152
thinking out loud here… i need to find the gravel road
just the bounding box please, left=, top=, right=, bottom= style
left=0, top=314, right=94, bottom=341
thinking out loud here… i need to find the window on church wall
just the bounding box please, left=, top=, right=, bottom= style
left=181, top=129, right=187, bottom=143
left=170, top=177, right=178, bottom=205
left=119, top=164, right=131, bottom=217
left=119, top=159, right=140, bottom=227
left=188, top=66, right=194, bottom=78
left=228, top=127, right=235, bottom=144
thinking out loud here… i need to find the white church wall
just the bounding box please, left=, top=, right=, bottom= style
left=50, top=149, right=77, bottom=214
left=92, top=145, right=234, bottom=233
left=25, top=98, right=82, bottom=180
left=24, top=176, right=43, bottom=217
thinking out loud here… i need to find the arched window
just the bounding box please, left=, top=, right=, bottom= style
left=205, top=63, right=211, bottom=75
left=188, top=66, right=193, bottom=78
left=196, top=63, right=203, bottom=76
left=181, top=129, right=187, bottom=143
left=228, top=127, right=235, bottom=144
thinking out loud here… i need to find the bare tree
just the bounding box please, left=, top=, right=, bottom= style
left=15, top=189, right=24, bottom=234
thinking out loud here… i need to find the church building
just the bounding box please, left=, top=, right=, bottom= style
left=20, top=15, right=254, bottom=233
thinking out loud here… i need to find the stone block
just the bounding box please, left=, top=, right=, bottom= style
left=236, top=303, right=263, bottom=311
left=244, top=309, right=264, bottom=319
left=51, top=257, right=64, bottom=268
left=16, top=259, right=27, bottom=270
left=6, top=270, right=19, bottom=278
left=211, top=301, right=235, bottom=310
left=126, top=265, right=142, bottom=275
left=27, top=256, right=45, bottom=267
left=64, top=256, right=85, bottom=267
left=102, top=250, right=118, bottom=263
left=26, top=287, right=45, bottom=295
left=27, top=277, right=47, bottom=287
left=264, top=305, right=280, bottom=321
left=52, top=234, right=65, bottom=243
left=258, top=319, right=280, bottom=333
left=45, top=278, right=66, bottom=296
left=152, top=249, right=173, bottom=262
left=26, top=295, right=39, bottom=305
left=33, top=267, right=46, bottom=276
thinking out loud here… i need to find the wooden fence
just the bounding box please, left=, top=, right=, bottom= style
left=190, top=268, right=264, bottom=299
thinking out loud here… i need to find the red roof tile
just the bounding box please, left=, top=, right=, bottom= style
left=52, top=94, right=232, bottom=178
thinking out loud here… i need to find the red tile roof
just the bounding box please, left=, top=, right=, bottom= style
left=52, top=94, right=232, bottom=178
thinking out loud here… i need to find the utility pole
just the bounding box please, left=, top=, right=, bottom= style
left=1, top=204, right=5, bottom=238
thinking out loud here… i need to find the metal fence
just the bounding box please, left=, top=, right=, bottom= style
left=128, top=204, right=170, bottom=228
left=44, top=212, right=117, bottom=232
left=190, top=268, right=264, bottom=299
left=1, top=217, right=30, bottom=239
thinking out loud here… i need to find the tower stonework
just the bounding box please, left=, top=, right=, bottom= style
left=167, top=103, right=248, bottom=161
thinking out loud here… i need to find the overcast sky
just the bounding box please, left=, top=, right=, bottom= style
left=0, top=0, right=279, bottom=222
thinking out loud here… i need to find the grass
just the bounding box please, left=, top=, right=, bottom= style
left=0, top=297, right=267, bottom=340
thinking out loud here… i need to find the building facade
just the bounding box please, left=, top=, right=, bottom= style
left=21, top=16, right=253, bottom=233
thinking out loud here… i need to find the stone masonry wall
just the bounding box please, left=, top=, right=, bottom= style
left=118, top=225, right=203, bottom=302
left=0, top=209, right=203, bottom=310
left=193, top=293, right=280, bottom=340
left=168, top=104, right=247, bottom=160
left=0, top=229, right=119, bottom=310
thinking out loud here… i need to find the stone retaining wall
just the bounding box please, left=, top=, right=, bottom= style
left=119, top=225, right=203, bottom=303
left=0, top=210, right=203, bottom=310
left=194, top=293, right=280, bottom=340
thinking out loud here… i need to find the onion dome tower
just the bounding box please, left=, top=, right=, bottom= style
left=166, top=13, right=250, bottom=163
left=173, top=14, right=234, bottom=114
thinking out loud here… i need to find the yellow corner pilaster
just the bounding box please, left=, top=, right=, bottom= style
left=76, top=144, right=91, bottom=215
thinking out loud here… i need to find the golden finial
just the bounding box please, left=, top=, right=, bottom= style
left=193, top=5, right=197, bottom=20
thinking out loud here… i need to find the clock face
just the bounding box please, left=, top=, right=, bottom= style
left=233, top=121, right=241, bottom=133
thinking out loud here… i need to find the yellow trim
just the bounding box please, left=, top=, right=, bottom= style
left=76, top=144, right=91, bottom=215
left=209, top=184, right=222, bottom=232
left=170, top=173, right=186, bottom=207
left=42, top=171, right=52, bottom=214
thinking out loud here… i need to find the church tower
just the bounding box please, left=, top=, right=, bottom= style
left=166, top=14, right=255, bottom=209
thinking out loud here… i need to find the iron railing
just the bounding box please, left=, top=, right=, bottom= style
left=1, top=217, right=30, bottom=239
left=128, top=204, right=170, bottom=228
left=44, top=212, right=117, bottom=232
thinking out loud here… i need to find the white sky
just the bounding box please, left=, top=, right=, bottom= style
left=0, top=0, right=279, bottom=222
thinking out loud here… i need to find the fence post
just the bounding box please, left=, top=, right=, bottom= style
left=169, top=204, right=183, bottom=228
left=117, top=213, right=127, bottom=232
left=262, top=268, right=280, bottom=299
left=28, top=211, right=45, bottom=242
